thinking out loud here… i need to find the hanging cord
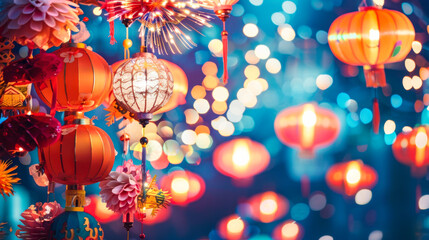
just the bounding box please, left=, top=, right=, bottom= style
left=221, top=20, right=229, bottom=84
left=138, top=118, right=149, bottom=240
left=123, top=27, right=132, bottom=59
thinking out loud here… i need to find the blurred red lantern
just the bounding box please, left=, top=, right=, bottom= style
left=39, top=115, right=115, bottom=185
left=85, top=195, right=120, bottom=224
left=217, top=214, right=247, bottom=240
left=213, top=138, right=270, bottom=179
left=272, top=220, right=303, bottom=240
left=392, top=126, right=429, bottom=176
left=35, top=43, right=112, bottom=112
left=326, top=160, right=378, bottom=196
left=154, top=59, right=188, bottom=115
left=161, top=170, right=205, bottom=206
left=247, top=191, right=289, bottom=223
left=138, top=205, right=171, bottom=225
left=328, top=6, right=415, bottom=133
left=274, top=103, right=340, bottom=158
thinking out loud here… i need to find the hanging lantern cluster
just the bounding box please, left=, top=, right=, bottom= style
left=326, top=160, right=378, bottom=196
left=392, top=125, right=429, bottom=177
left=328, top=4, right=415, bottom=133
left=274, top=103, right=340, bottom=159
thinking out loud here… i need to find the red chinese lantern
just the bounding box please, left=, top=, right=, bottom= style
left=153, top=59, right=188, bottom=115
left=161, top=170, right=205, bottom=206
left=85, top=195, right=121, bottom=224
left=392, top=126, right=429, bottom=176
left=272, top=220, right=303, bottom=240
left=35, top=43, right=112, bottom=112
left=213, top=138, right=270, bottom=179
left=328, top=5, right=415, bottom=133
left=39, top=115, right=115, bottom=185
left=217, top=214, right=248, bottom=240
left=326, top=160, right=378, bottom=196
left=274, top=103, right=340, bottom=159
left=247, top=191, right=289, bottom=223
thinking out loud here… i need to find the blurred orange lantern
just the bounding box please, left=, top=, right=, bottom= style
left=247, top=191, right=289, bottom=223
left=328, top=6, right=414, bottom=88
left=85, top=195, right=120, bottom=224
left=153, top=59, right=188, bottom=115
left=35, top=43, right=112, bottom=112
left=392, top=126, right=429, bottom=176
left=272, top=220, right=303, bottom=240
left=274, top=103, right=340, bottom=159
left=326, top=160, right=378, bottom=196
left=39, top=114, right=115, bottom=185
left=217, top=214, right=247, bottom=240
left=161, top=170, right=205, bottom=206
left=213, top=138, right=270, bottom=179
left=328, top=6, right=414, bottom=133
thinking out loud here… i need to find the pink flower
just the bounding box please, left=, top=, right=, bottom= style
left=0, top=0, right=80, bottom=50
left=99, top=171, right=141, bottom=215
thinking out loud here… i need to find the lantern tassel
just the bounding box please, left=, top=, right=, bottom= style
left=221, top=21, right=228, bottom=84
left=109, top=21, right=116, bottom=45
left=372, top=97, right=380, bottom=134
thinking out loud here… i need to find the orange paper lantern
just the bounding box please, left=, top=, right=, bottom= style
left=326, top=160, right=378, bottom=196
left=392, top=126, right=429, bottom=176
left=328, top=6, right=415, bottom=88
left=274, top=103, right=340, bottom=158
left=39, top=120, right=115, bottom=185
left=35, top=43, right=112, bottom=112
left=213, top=138, right=270, bottom=179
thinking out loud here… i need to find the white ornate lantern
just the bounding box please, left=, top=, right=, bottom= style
left=112, top=52, right=174, bottom=121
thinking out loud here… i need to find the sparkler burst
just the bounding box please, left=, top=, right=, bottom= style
left=0, top=160, right=20, bottom=198
left=102, top=0, right=212, bottom=54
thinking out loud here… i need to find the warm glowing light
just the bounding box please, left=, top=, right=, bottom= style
left=405, top=58, right=416, bottom=72
left=346, top=166, right=361, bottom=184
left=243, top=23, right=259, bottom=38
left=171, top=177, right=190, bottom=194
left=384, top=120, right=396, bottom=134
left=232, top=142, right=251, bottom=168
left=227, top=218, right=245, bottom=234
left=412, top=41, right=423, bottom=54
left=302, top=107, right=317, bottom=127
left=281, top=222, right=299, bottom=238
left=415, top=131, right=428, bottom=148
left=255, top=45, right=271, bottom=59
left=260, top=198, right=278, bottom=215
left=403, top=76, right=412, bottom=90
left=369, top=29, right=380, bottom=41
